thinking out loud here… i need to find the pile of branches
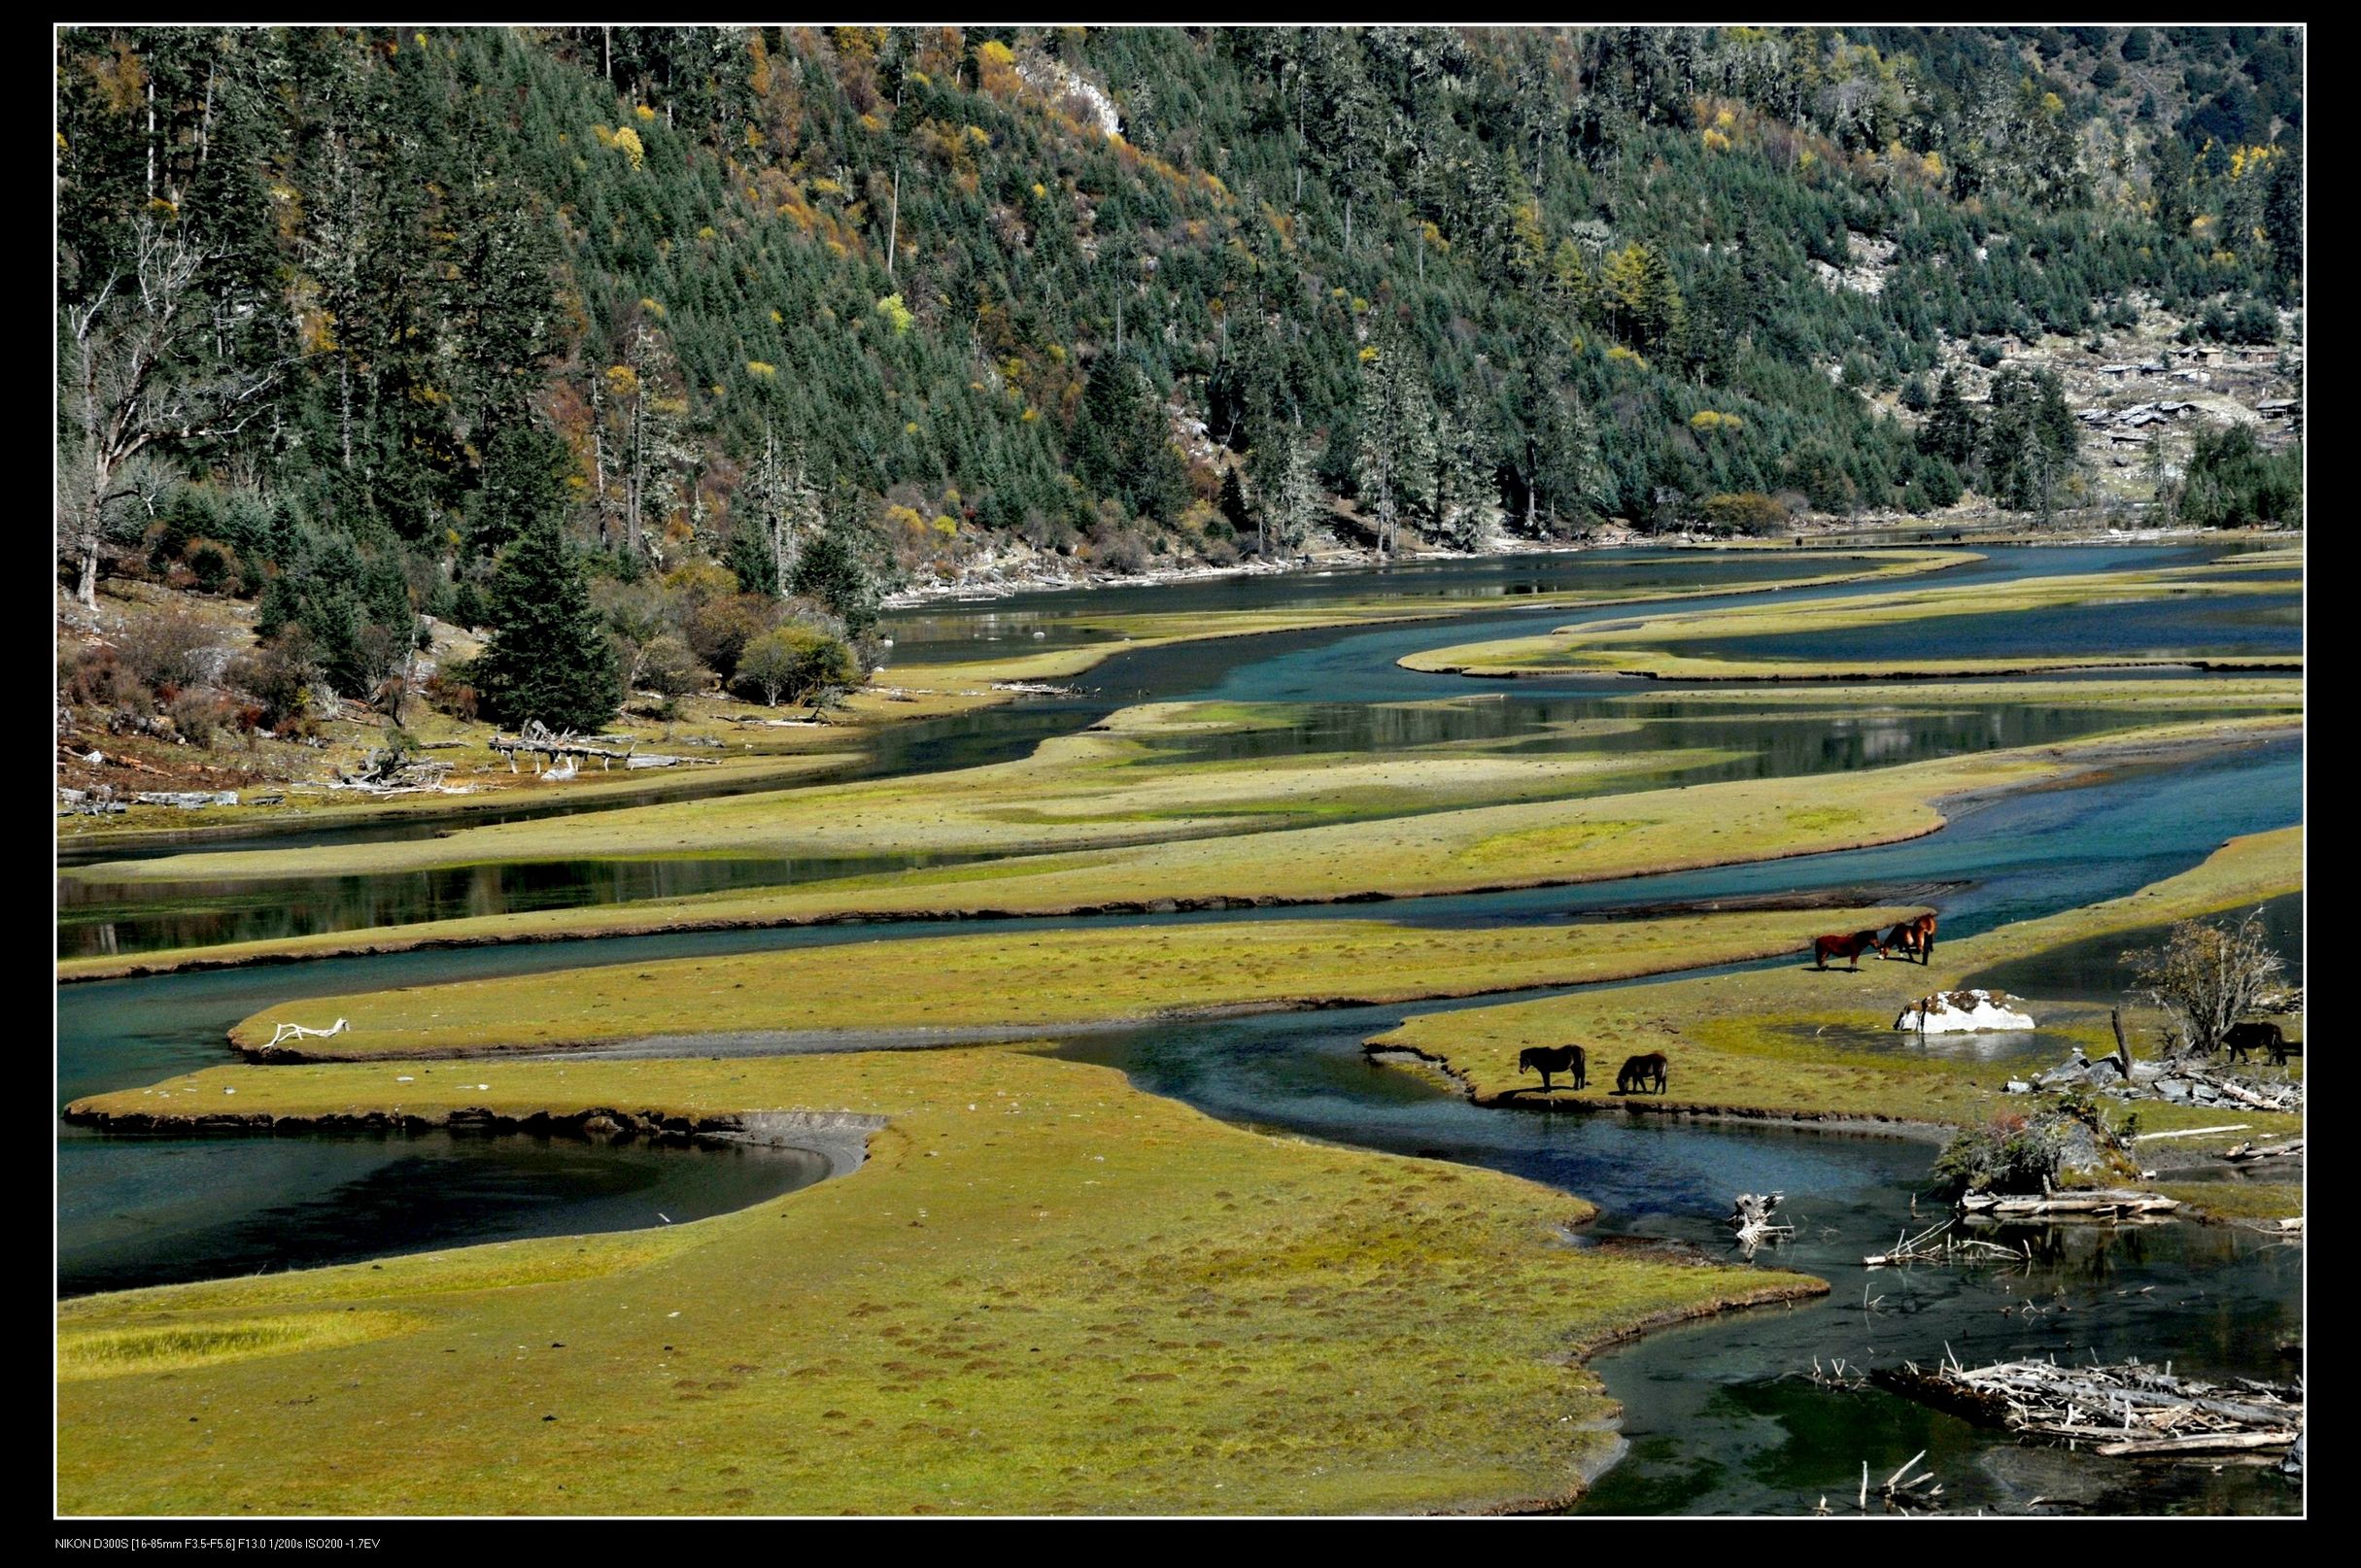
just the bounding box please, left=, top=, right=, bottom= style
left=1864, top=1217, right=2033, bottom=1269
left=332, top=739, right=454, bottom=794
left=1873, top=1353, right=2302, bottom=1458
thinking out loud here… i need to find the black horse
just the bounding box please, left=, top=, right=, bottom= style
left=1518, top=1044, right=1587, bottom=1092
left=2222, top=1021, right=2285, bottom=1065
left=1615, top=1052, right=1669, bottom=1095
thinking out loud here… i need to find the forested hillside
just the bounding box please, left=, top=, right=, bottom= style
left=57, top=25, right=2302, bottom=720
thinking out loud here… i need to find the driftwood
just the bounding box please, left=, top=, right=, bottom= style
left=1957, top=1187, right=2180, bottom=1221
left=264, top=1017, right=350, bottom=1049
left=1727, top=1191, right=1794, bottom=1255
left=1812, top=1449, right=1942, bottom=1516
left=2221, top=1138, right=2304, bottom=1164
left=1873, top=1354, right=2302, bottom=1458
left=129, top=789, right=240, bottom=809
left=2172, top=1066, right=2302, bottom=1112
left=491, top=720, right=635, bottom=773
left=335, top=741, right=454, bottom=794
left=988, top=680, right=1086, bottom=697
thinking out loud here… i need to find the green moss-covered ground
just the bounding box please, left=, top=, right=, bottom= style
left=57, top=1046, right=1822, bottom=1516
left=226, top=905, right=1922, bottom=1060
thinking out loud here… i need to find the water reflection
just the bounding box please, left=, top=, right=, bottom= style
left=1966, top=892, right=2305, bottom=1005
left=57, top=1128, right=828, bottom=1297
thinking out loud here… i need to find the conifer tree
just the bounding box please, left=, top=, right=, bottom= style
left=476, top=518, right=621, bottom=730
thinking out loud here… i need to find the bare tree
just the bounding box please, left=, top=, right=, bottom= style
left=58, top=216, right=275, bottom=607
left=2123, top=907, right=2287, bottom=1059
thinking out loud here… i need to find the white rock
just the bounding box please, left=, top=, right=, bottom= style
left=1896, top=988, right=2036, bottom=1033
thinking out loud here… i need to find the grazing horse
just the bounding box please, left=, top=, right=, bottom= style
left=1812, top=929, right=1888, bottom=971
left=2222, top=1021, right=2284, bottom=1065
left=1881, top=913, right=1938, bottom=965
left=1616, top=1052, right=1669, bottom=1095
left=1518, top=1043, right=1587, bottom=1093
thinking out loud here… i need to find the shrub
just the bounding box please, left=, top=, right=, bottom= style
left=422, top=671, right=479, bottom=723
left=634, top=633, right=711, bottom=699
left=228, top=631, right=323, bottom=732
left=1698, top=492, right=1791, bottom=536
left=183, top=539, right=238, bottom=595
left=167, top=689, right=231, bottom=747
left=683, top=592, right=781, bottom=680
left=116, top=608, right=224, bottom=691
left=730, top=625, right=859, bottom=706
left=2122, top=907, right=2287, bottom=1055
left=59, top=645, right=142, bottom=710
left=1091, top=530, right=1153, bottom=575
left=1929, top=1112, right=2064, bottom=1199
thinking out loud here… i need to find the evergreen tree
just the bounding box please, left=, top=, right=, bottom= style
left=1265, top=432, right=1323, bottom=555
left=1919, top=369, right=1978, bottom=465
left=471, top=425, right=573, bottom=559
left=475, top=519, right=621, bottom=730
left=2264, top=147, right=2304, bottom=291
left=790, top=510, right=884, bottom=635
left=725, top=513, right=779, bottom=596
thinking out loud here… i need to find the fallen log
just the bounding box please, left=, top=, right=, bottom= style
left=2221, top=1139, right=2303, bottom=1164
left=2092, top=1431, right=2300, bottom=1458
left=2131, top=1124, right=2249, bottom=1142
left=1957, top=1188, right=2180, bottom=1219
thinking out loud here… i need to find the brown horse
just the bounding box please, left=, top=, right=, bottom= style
left=1812, top=929, right=1888, bottom=971
left=1902, top=913, right=1936, bottom=965
left=1880, top=914, right=1938, bottom=964
left=1616, top=1052, right=1668, bottom=1094
left=1518, top=1043, right=1587, bottom=1093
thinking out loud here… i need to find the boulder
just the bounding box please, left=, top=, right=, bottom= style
left=1897, top=989, right=2036, bottom=1033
